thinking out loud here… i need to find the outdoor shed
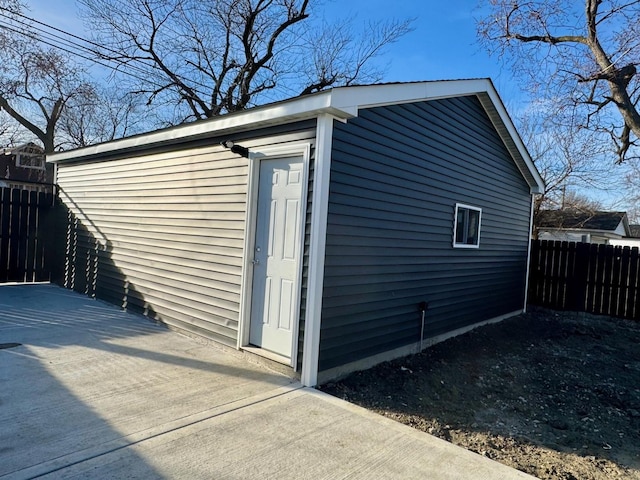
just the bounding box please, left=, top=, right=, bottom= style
left=48, top=79, right=544, bottom=386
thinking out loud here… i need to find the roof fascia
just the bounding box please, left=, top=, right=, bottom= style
left=48, top=91, right=349, bottom=163
left=475, top=85, right=545, bottom=194
left=47, top=78, right=548, bottom=195
left=329, top=79, right=493, bottom=111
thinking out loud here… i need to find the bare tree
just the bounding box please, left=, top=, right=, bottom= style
left=78, top=0, right=413, bottom=124
left=623, top=162, right=640, bottom=222
left=478, top=0, right=640, bottom=163
left=0, top=0, right=97, bottom=152
left=60, top=87, right=144, bottom=149
left=0, top=110, right=18, bottom=144
left=519, top=107, right=611, bottom=213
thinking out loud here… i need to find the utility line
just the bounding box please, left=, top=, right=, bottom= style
left=5, top=8, right=132, bottom=60
left=0, top=8, right=216, bottom=101
left=0, top=21, right=159, bottom=87
left=0, top=15, right=169, bottom=89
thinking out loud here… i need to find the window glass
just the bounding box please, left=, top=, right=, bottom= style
left=467, top=209, right=480, bottom=244
left=16, top=153, right=45, bottom=170
left=455, top=212, right=466, bottom=244
left=454, top=204, right=481, bottom=248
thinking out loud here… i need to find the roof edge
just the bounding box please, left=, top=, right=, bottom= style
left=47, top=79, right=546, bottom=194
left=327, top=79, right=544, bottom=194
left=48, top=91, right=346, bottom=163
left=475, top=85, right=544, bottom=194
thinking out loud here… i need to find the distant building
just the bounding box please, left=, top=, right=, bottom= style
left=536, top=210, right=630, bottom=245
left=0, top=143, right=55, bottom=193
left=610, top=223, right=640, bottom=249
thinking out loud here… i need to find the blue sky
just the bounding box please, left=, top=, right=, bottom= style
left=322, top=0, right=521, bottom=101
left=29, top=0, right=521, bottom=105
left=24, top=0, right=633, bottom=210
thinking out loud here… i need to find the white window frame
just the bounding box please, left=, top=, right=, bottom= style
left=15, top=152, right=46, bottom=170
left=453, top=203, right=482, bottom=249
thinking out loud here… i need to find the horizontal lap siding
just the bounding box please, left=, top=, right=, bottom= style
left=56, top=123, right=315, bottom=347
left=319, top=96, right=532, bottom=371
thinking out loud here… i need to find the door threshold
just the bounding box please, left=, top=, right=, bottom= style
left=243, top=346, right=292, bottom=366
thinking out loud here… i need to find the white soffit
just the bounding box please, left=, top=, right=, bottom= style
left=48, top=93, right=342, bottom=163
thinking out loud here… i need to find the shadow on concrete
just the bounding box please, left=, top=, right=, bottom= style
left=0, top=284, right=292, bottom=478
left=0, top=183, right=298, bottom=476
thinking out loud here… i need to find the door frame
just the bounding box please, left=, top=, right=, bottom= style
left=238, top=142, right=311, bottom=368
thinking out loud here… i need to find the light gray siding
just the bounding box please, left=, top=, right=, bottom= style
left=319, top=96, right=532, bottom=371
left=55, top=122, right=316, bottom=348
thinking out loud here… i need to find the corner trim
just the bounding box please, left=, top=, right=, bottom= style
left=300, top=114, right=334, bottom=387
left=523, top=194, right=535, bottom=313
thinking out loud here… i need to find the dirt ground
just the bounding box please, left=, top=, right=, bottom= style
left=320, top=309, right=640, bottom=480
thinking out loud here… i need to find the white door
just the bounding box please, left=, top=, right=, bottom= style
left=249, top=156, right=303, bottom=358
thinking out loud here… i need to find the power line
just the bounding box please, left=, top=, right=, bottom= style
left=0, top=8, right=217, bottom=103
left=0, top=20, right=160, bottom=87
left=9, top=8, right=131, bottom=60
left=0, top=17, right=169, bottom=87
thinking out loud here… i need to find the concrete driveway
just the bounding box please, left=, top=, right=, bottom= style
left=0, top=284, right=535, bottom=479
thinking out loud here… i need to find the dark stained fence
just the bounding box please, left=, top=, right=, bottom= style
left=0, top=187, right=54, bottom=283
left=529, top=240, right=640, bottom=320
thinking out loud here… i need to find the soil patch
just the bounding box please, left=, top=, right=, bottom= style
left=320, top=309, right=640, bottom=479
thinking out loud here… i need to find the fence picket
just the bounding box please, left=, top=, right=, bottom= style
left=8, top=189, right=21, bottom=281
left=0, top=187, right=52, bottom=283
left=556, top=241, right=570, bottom=309
left=610, top=246, right=623, bottom=317
left=627, top=248, right=640, bottom=319
left=584, top=244, right=597, bottom=315
left=529, top=240, right=640, bottom=320
left=0, top=189, right=10, bottom=282
left=542, top=240, right=555, bottom=305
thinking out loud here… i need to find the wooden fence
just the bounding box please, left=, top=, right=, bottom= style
left=0, top=187, right=54, bottom=283
left=528, top=240, right=640, bottom=320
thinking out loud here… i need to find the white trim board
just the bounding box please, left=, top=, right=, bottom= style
left=47, top=80, right=544, bottom=194
left=300, top=114, right=335, bottom=387
left=523, top=195, right=535, bottom=313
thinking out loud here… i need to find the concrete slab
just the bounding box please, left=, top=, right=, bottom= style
left=0, top=284, right=536, bottom=479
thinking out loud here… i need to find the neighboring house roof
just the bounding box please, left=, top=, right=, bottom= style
left=48, top=79, right=545, bottom=194
left=629, top=224, right=640, bottom=238
left=0, top=142, right=44, bottom=156
left=537, top=210, right=631, bottom=236
left=1, top=142, right=53, bottom=188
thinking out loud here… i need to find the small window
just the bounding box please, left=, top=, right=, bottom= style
left=453, top=203, right=481, bottom=248
left=15, top=152, right=45, bottom=170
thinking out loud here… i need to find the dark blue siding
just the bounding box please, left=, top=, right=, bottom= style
left=319, top=95, right=532, bottom=371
